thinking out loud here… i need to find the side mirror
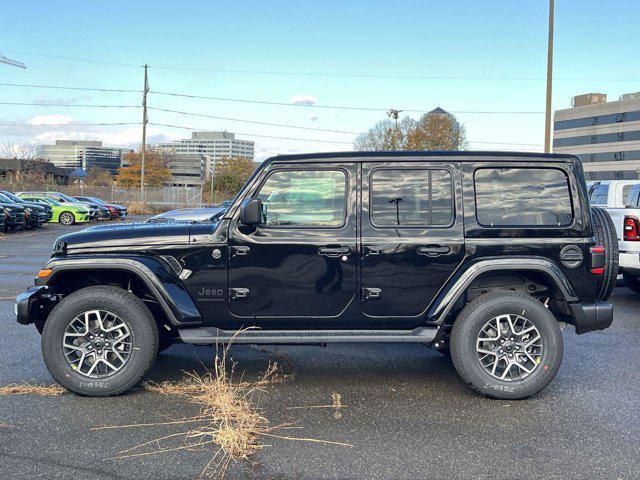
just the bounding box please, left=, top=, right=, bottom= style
left=239, top=198, right=263, bottom=225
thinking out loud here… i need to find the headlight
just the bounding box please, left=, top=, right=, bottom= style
left=79, top=209, right=89, bottom=214
left=25, top=208, right=32, bottom=214
left=3, top=208, right=9, bottom=215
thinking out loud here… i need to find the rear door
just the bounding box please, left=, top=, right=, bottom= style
left=360, top=161, right=465, bottom=319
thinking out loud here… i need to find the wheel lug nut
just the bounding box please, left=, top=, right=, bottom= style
left=508, top=353, right=513, bottom=358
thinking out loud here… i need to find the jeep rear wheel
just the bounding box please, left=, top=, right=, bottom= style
left=450, top=291, right=563, bottom=399
left=41, top=285, right=158, bottom=396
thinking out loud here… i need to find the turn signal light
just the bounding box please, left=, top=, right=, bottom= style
left=623, top=216, right=640, bottom=241
left=37, top=269, right=53, bottom=278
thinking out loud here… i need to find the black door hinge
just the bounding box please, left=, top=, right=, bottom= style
left=229, top=288, right=250, bottom=300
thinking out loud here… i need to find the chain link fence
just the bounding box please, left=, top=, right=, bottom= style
left=0, top=179, right=205, bottom=214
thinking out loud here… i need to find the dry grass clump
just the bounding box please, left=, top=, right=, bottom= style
left=94, top=343, right=350, bottom=479
left=0, top=381, right=65, bottom=396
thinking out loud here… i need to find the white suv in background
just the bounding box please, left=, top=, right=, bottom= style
left=589, top=180, right=640, bottom=294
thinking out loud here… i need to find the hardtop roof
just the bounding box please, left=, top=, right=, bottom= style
left=269, top=150, right=579, bottom=163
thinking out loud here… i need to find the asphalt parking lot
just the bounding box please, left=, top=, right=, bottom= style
left=1, top=220, right=639, bottom=479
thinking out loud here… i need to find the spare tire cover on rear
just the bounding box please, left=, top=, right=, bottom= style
left=590, top=206, right=619, bottom=302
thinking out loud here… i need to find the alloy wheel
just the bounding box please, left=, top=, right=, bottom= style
left=60, top=212, right=74, bottom=225
left=476, top=314, right=543, bottom=381
left=62, top=310, right=133, bottom=378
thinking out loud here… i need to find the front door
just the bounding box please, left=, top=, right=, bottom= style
left=227, top=163, right=358, bottom=324
left=360, top=161, right=465, bottom=319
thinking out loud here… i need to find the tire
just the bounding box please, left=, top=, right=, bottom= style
left=623, top=272, right=640, bottom=295
left=591, top=206, right=619, bottom=301
left=59, top=211, right=75, bottom=225
left=450, top=291, right=563, bottom=400
left=41, top=285, right=159, bottom=396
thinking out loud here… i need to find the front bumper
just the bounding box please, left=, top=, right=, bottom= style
left=568, top=302, right=613, bottom=334
left=14, top=286, right=53, bottom=325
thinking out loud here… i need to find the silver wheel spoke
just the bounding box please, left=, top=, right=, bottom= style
left=476, top=313, right=543, bottom=382
left=62, top=309, right=133, bottom=379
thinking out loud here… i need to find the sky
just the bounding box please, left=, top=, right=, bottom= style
left=1, top=0, right=639, bottom=160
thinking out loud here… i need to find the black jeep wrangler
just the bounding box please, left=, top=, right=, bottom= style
left=15, top=152, right=617, bottom=399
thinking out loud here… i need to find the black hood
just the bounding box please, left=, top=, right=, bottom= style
left=55, top=221, right=194, bottom=254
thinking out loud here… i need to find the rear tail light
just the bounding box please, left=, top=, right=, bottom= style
left=590, top=245, right=605, bottom=275
left=624, top=215, right=640, bottom=241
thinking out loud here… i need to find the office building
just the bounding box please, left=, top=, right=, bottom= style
left=36, top=140, right=132, bottom=174
left=553, top=93, right=640, bottom=180
left=158, top=131, right=254, bottom=179
left=167, top=154, right=205, bottom=187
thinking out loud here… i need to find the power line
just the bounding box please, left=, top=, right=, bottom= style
left=148, top=107, right=359, bottom=134
left=0, top=82, right=140, bottom=93
left=0, top=122, right=139, bottom=128
left=0, top=102, right=139, bottom=108
left=149, top=123, right=353, bottom=145
left=2, top=50, right=142, bottom=68
left=150, top=90, right=544, bottom=114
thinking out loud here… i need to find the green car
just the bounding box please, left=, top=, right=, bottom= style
left=18, top=195, right=91, bottom=225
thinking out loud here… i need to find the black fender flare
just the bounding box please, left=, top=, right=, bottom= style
left=40, top=256, right=202, bottom=326
left=427, top=257, right=578, bottom=324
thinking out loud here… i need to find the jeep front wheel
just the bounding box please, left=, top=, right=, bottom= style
left=41, top=285, right=158, bottom=396
left=450, top=291, right=563, bottom=399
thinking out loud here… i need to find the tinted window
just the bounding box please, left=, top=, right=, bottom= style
left=589, top=183, right=609, bottom=205
left=256, top=170, right=346, bottom=227
left=475, top=168, right=573, bottom=227
left=370, top=169, right=453, bottom=227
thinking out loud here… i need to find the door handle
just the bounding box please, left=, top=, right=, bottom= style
left=318, top=246, right=351, bottom=257
left=417, top=245, right=451, bottom=256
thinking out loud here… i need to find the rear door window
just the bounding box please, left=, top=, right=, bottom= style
left=370, top=169, right=453, bottom=227
left=474, top=167, right=573, bottom=227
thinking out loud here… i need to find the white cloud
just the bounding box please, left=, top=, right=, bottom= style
left=34, top=94, right=92, bottom=105
left=290, top=94, right=317, bottom=106
left=28, top=114, right=75, bottom=126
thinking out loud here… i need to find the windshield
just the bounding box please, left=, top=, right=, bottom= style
left=88, top=197, right=106, bottom=205
left=58, top=193, right=80, bottom=203
left=1, top=191, right=22, bottom=202
left=35, top=197, right=61, bottom=206
left=0, top=193, right=15, bottom=203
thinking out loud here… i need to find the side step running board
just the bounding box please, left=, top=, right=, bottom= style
left=178, top=327, right=438, bottom=345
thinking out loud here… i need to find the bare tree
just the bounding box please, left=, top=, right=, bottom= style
left=355, top=109, right=466, bottom=152
left=0, top=142, right=38, bottom=159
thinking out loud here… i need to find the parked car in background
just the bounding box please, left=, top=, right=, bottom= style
left=0, top=190, right=53, bottom=223
left=73, top=196, right=127, bottom=220
left=70, top=197, right=111, bottom=220
left=590, top=180, right=640, bottom=294
left=146, top=205, right=227, bottom=223
left=17, top=195, right=91, bottom=225
left=0, top=192, right=47, bottom=228
left=17, top=191, right=100, bottom=220
left=0, top=207, right=6, bottom=233
left=0, top=202, right=26, bottom=232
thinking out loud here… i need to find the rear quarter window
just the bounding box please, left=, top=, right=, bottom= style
left=474, top=167, right=573, bottom=227
left=589, top=183, right=609, bottom=205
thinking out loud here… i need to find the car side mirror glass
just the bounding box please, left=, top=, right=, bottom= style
left=239, top=198, right=263, bottom=225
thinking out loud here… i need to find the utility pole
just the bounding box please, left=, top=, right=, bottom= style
left=140, top=64, right=149, bottom=200
left=544, top=0, right=554, bottom=153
